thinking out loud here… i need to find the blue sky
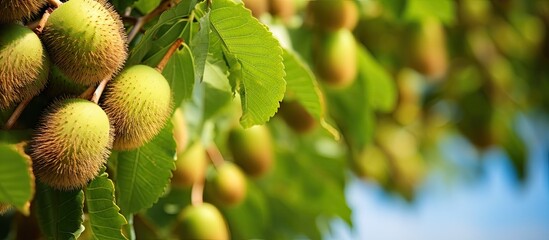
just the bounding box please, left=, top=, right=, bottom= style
left=327, top=114, right=549, bottom=240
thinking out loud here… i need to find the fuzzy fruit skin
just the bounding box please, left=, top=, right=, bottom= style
left=205, top=162, right=247, bottom=206
left=307, top=0, right=358, bottom=30
left=0, top=0, right=44, bottom=23
left=0, top=23, right=49, bottom=109
left=313, top=29, right=357, bottom=88
left=242, top=0, right=268, bottom=18
left=407, top=18, right=448, bottom=80
left=42, top=0, right=127, bottom=86
left=0, top=203, right=11, bottom=215
left=278, top=100, right=317, bottom=133
left=176, top=203, right=229, bottom=240
left=172, top=142, right=208, bottom=188
left=269, top=0, right=295, bottom=23
left=228, top=125, right=274, bottom=177
left=31, top=99, right=113, bottom=190
left=101, top=65, right=173, bottom=150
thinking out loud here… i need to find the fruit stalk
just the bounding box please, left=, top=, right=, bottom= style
left=47, top=0, right=62, bottom=8
left=32, top=8, right=52, bottom=34
left=3, top=97, right=32, bottom=130
left=191, top=181, right=204, bottom=206
left=90, top=76, right=112, bottom=104
left=156, top=38, right=184, bottom=72
left=206, top=144, right=225, bottom=168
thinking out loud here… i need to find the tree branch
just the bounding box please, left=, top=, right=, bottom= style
left=156, top=38, right=183, bottom=72
left=127, top=0, right=179, bottom=42
left=4, top=97, right=33, bottom=130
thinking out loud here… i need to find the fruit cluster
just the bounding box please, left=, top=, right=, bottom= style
left=0, top=0, right=172, bottom=190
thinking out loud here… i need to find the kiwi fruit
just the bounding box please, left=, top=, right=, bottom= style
left=0, top=203, right=11, bottom=215
left=278, top=100, right=317, bottom=133
left=269, top=0, right=295, bottom=24
left=41, top=0, right=127, bottom=86
left=205, top=162, right=247, bottom=206
left=171, top=142, right=208, bottom=189
left=101, top=65, right=173, bottom=150
left=242, top=0, right=268, bottom=18
left=406, top=18, right=448, bottom=80
left=31, top=98, right=113, bottom=190
left=176, top=203, right=229, bottom=240
left=313, top=29, right=357, bottom=88
left=228, top=125, right=274, bottom=177
left=307, top=0, right=358, bottom=31
left=0, top=23, right=49, bottom=109
left=0, top=0, right=45, bottom=23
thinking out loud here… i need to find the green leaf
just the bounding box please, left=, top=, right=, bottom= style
left=190, top=11, right=210, bottom=83
left=128, top=1, right=194, bottom=65
left=115, top=123, right=177, bottom=215
left=0, top=130, right=32, bottom=144
left=35, top=182, right=84, bottom=240
left=282, top=48, right=322, bottom=120
left=209, top=0, right=286, bottom=127
left=358, top=46, right=397, bottom=113
left=85, top=172, right=128, bottom=240
left=404, top=0, right=455, bottom=25
left=144, top=43, right=196, bottom=106
left=133, top=0, right=161, bottom=14
left=0, top=144, right=33, bottom=215
left=203, top=57, right=233, bottom=120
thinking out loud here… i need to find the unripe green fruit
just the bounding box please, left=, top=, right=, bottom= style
left=31, top=99, right=113, bottom=190
left=269, top=0, right=295, bottom=24
left=278, top=100, right=317, bottom=133
left=176, top=203, right=229, bottom=240
left=42, top=0, right=127, bottom=86
left=228, top=125, right=274, bottom=177
left=351, top=145, right=389, bottom=185
left=172, top=142, right=208, bottom=188
left=205, top=162, right=247, bottom=206
left=0, top=0, right=45, bottom=23
left=407, top=18, right=448, bottom=80
left=242, top=0, right=268, bottom=18
left=0, top=23, right=49, bottom=109
left=172, top=108, right=188, bottom=155
left=313, top=29, right=357, bottom=88
left=101, top=65, right=173, bottom=150
left=44, top=66, right=88, bottom=98
left=307, top=0, right=358, bottom=30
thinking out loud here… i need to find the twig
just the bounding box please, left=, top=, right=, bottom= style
left=191, top=181, right=204, bottom=206
left=90, top=76, right=111, bottom=104
left=47, top=0, right=62, bottom=8
left=33, top=8, right=53, bottom=34
left=4, top=96, right=33, bottom=130
left=127, top=0, right=178, bottom=42
left=206, top=144, right=225, bottom=168
left=156, top=38, right=183, bottom=72
left=79, top=85, right=96, bottom=100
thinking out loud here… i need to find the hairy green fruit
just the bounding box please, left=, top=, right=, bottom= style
left=228, top=125, right=274, bottom=177
left=313, top=29, right=357, bottom=88
left=307, top=0, right=358, bottom=30
left=0, top=0, right=45, bottom=23
left=0, top=203, right=11, bottom=215
left=101, top=65, right=173, bottom=150
left=351, top=145, right=389, bottom=185
left=176, top=203, right=229, bottom=240
left=0, top=23, right=49, bottom=109
left=242, top=0, right=268, bottom=18
left=172, top=142, right=208, bottom=188
left=42, top=0, right=127, bottom=85
left=31, top=99, right=113, bottom=190
left=205, top=162, right=247, bottom=206
left=278, top=100, right=317, bottom=133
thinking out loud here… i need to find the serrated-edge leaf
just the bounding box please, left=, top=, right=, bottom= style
left=115, top=123, right=176, bottom=215
left=0, top=144, right=33, bottom=215
left=210, top=0, right=286, bottom=127
left=35, top=182, right=84, bottom=240
left=191, top=11, right=210, bottom=83
left=85, top=172, right=128, bottom=240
